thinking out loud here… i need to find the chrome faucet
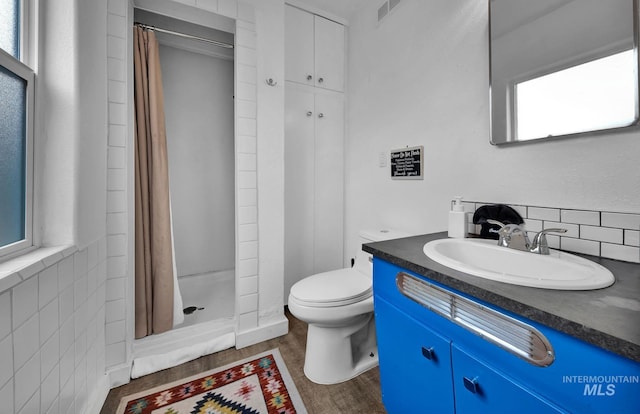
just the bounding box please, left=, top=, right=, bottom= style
left=486, top=219, right=567, bottom=255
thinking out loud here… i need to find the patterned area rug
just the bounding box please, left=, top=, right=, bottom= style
left=116, top=349, right=307, bottom=414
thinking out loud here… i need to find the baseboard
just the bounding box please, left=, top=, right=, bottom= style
left=108, top=363, right=133, bottom=388
left=86, top=373, right=111, bottom=414
left=235, top=315, right=289, bottom=348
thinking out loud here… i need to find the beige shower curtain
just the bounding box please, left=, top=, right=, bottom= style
left=133, top=26, right=174, bottom=338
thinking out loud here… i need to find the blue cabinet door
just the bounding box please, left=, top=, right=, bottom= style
left=452, top=344, right=565, bottom=414
left=375, top=297, right=455, bottom=413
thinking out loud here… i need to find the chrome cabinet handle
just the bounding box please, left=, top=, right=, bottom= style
left=421, top=346, right=435, bottom=360
left=306, top=111, right=312, bottom=117
left=306, top=74, right=313, bottom=81
left=463, top=376, right=479, bottom=394
left=318, top=113, right=324, bottom=118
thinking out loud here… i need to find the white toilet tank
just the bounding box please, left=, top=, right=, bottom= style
left=353, top=229, right=411, bottom=276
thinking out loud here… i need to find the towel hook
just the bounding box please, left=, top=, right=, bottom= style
left=265, top=78, right=277, bottom=87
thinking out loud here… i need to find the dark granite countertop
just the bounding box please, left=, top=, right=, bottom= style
left=364, top=232, right=640, bottom=362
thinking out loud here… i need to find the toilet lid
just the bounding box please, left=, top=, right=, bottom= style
left=290, top=268, right=372, bottom=307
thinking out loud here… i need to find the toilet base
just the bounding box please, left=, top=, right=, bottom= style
left=303, top=313, right=379, bottom=385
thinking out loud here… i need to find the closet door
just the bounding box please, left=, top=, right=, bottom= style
left=285, top=5, right=315, bottom=87
left=314, top=15, right=345, bottom=92
left=313, top=90, right=344, bottom=273
left=284, top=86, right=315, bottom=297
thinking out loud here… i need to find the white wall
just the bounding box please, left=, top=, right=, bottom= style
left=161, top=45, right=236, bottom=277
left=344, top=0, right=640, bottom=261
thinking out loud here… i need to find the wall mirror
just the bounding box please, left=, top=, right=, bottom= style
left=490, top=0, right=640, bottom=145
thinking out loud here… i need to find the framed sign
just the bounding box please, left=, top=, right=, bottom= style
left=390, top=146, right=423, bottom=180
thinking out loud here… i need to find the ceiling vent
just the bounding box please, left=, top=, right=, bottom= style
left=377, top=0, right=401, bottom=23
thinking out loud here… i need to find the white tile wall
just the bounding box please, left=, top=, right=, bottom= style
left=0, top=240, right=107, bottom=413
left=469, top=201, right=640, bottom=263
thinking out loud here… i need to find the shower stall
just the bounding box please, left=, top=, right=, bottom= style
left=131, top=8, right=237, bottom=377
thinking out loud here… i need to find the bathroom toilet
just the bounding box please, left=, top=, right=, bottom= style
left=288, top=229, right=409, bottom=385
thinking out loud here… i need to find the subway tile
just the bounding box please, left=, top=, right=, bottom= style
left=561, top=209, right=600, bottom=225
left=238, top=153, right=256, bottom=171
left=239, top=241, right=258, bottom=260
left=107, top=0, right=127, bottom=16
left=0, top=379, right=13, bottom=414
left=237, top=100, right=256, bottom=119
left=108, top=147, right=126, bottom=169
left=58, top=286, right=75, bottom=326
left=59, top=344, right=75, bottom=390
left=108, top=124, right=127, bottom=147
left=106, top=277, right=126, bottom=302
left=601, top=212, right=640, bottom=230
left=75, top=332, right=87, bottom=366
left=237, top=64, right=256, bottom=85
left=236, top=115, right=257, bottom=136
left=105, top=341, right=126, bottom=367
left=74, top=277, right=88, bottom=311
left=601, top=243, right=640, bottom=263
left=59, top=317, right=74, bottom=356
left=510, top=205, right=527, bottom=221
left=523, top=219, right=542, bottom=233
left=107, top=169, right=126, bottom=191
left=14, top=351, right=40, bottom=410
left=561, top=238, right=600, bottom=257
left=74, top=248, right=88, bottom=281
left=0, top=272, right=22, bottom=293
left=12, top=277, right=38, bottom=329
left=107, top=13, right=126, bottom=37
left=625, top=230, right=640, bottom=247
left=218, top=0, right=238, bottom=18
left=546, top=235, right=560, bottom=250
left=107, top=191, right=126, bottom=214
left=88, top=242, right=99, bottom=271
left=0, top=291, right=11, bottom=340
left=543, top=221, right=579, bottom=238
left=238, top=311, right=258, bottom=332
left=108, top=79, right=126, bottom=104
left=107, top=35, right=125, bottom=59
left=580, top=225, right=623, bottom=244
left=527, top=207, right=560, bottom=222
left=45, top=398, right=58, bottom=414
left=41, top=364, right=60, bottom=414
left=107, top=234, right=127, bottom=257
left=239, top=294, right=258, bottom=314
left=236, top=27, right=256, bottom=49
left=18, top=389, right=40, bottom=414
left=40, top=298, right=59, bottom=345
left=237, top=189, right=257, bottom=207
left=87, top=267, right=98, bottom=297
left=239, top=224, right=258, bottom=243
left=237, top=135, right=257, bottom=154
left=38, top=266, right=58, bottom=313
left=18, top=260, right=45, bottom=280
left=238, top=206, right=257, bottom=225
left=107, top=212, right=127, bottom=235
left=107, top=57, right=125, bottom=82
left=109, top=102, right=127, bottom=126
left=59, top=373, right=74, bottom=414
left=236, top=82, right=257, bottom=105
left=0, top=334, right=13, bottom=388
left=237, top=1, right=255, bottom=22
left=105, top=320, right=126, bottom=345
left=107, top=256, right=127, bottom=279
left=105, top=299, right=125, bottom=323
left=74, top=301, right=88, bottom=339
left=238, top=259, right=258, bottom=278
left=238, top=171, right=257, bottom=189
left=238, top=276, right=258, bottom=296
left=195, top=0, right=217, bottom=12
left=13, top=313, right=39, bottom=370
left=40, top=331, right=59, bottom=380
left=58, top=256, right=75, bottom=293
left=235, top=46, right=257, bottom=67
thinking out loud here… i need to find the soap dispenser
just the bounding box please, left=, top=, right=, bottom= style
left=448, top=196, right=467, bottom=238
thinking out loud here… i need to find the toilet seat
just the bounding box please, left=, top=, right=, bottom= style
left=289, top=268, right=372, bottom=307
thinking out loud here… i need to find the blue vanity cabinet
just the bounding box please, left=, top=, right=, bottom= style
left=375, top=297, right=455, bottom=413
left=373, top=257, right=640, bottom=413
left=451, top=344, right=564, bottom=413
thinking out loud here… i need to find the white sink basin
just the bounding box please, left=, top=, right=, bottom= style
left=423, top=238, right=614, bottom=290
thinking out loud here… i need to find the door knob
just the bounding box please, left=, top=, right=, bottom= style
left=421, top=346, right=435, bottom=360
left=463, top=376, right=479, bottom=394
left=306, top=111, right=312, bottom=117
left=318, top=77, right=324, bottom=84
left=306, top=74, right=313, bottom=81
left=318, top=113, right=324, bottom=118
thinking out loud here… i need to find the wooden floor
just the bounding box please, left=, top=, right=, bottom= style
left=100, top=309, right=386, bottom=413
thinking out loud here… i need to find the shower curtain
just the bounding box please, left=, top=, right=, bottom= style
left=133, top=26, right=183, bottom=339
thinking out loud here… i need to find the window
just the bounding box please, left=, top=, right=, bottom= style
left=514, top=49, right=636, bottom=141
left=1, top=0, right=34, bottom=258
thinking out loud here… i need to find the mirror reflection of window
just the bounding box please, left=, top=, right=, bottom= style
left=514, top=49, right=636, bottom=140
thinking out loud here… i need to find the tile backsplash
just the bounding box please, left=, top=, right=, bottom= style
left=463, top=201, right=640, bottom=264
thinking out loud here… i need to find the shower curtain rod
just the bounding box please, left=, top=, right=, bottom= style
left=134, top=22, right=234, bottom=49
